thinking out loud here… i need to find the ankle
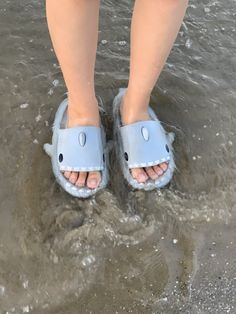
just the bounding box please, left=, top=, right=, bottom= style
left=121, top=91, right=150, bottom=125
left=125, top=86, right=151, bottom=107
left=67, top=98, right=100, bottom=128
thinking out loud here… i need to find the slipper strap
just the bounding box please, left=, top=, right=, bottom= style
left=120, top=120, right=171, bottom=169
left=57, top=126, right=104, bottom=172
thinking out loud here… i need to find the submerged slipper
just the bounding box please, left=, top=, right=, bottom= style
left=113, top=88, right=175, bottom=191
left=43, top=98, right=109, bottom=198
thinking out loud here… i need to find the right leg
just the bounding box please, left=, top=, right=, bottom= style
left=122, top=0, right=188, bottom=183
left=46, top=0, right=101, bottom=189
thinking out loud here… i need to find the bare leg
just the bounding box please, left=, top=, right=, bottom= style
left=122, top=0, right=188, bottom=183
left=46, top=0, right=101, bottom=189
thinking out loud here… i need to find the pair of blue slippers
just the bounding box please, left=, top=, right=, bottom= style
left=43, top=88, right=175, bottom=198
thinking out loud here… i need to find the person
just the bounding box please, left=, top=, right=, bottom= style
left=46, top=0, right=188, bottom=191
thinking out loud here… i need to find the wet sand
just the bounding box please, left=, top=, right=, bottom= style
left=0, top=0, right=235, bottom=313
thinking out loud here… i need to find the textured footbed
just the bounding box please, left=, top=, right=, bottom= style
left=43, top=98, right=109, bottom=198
left=113, top=88, right=175, bottom=191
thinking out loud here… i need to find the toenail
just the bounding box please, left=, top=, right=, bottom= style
left=89, top=179, right=97, bottom=187
left=138, top=174, right=147, bottom=182
left=157, top=169, right=163, bottom=175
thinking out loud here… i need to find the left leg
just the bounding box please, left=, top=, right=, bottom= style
left=122, top=0, right=188, bottom=183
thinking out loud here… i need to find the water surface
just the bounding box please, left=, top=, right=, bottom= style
left=0, top=0, right=235, bottom=313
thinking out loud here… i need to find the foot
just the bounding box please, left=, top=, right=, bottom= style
left=62, top=100, right=102, bottom=189
left=121, top=93, right=169, bottom=184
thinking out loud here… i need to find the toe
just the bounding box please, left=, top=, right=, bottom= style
left=145, top=167, right=159, bottom=180
left=69, top=172, right=79, bottom=184
left=131, top=168, right=148, bottom=183
left=64, top=171, right=71, bottom=179
left=153, top=165, right=164, bottom=177
left=159, top=162, right=168, bottom=172
left=75, top=172, right=87, bottom=187
left=87, top=171, right=101, bottom=189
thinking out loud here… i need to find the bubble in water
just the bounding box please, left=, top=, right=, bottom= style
left=20, top=103, right=29, bottom=109
left=0, top=285, right=5, bottom=296
left=23, top=280, right=29, bottom=289
left=52, top=79, right=59, bottom=87
left=185, top=38, right=192, bottom=49
left=22, top=305, right=30, bottom=313
left=48, top=88, right=54, bottom=95
left=101, top=39, right=108, bottom=45
left=81, top=255, right=96, bottom=267
left=35, top=114, right=42, bottom=122
left=118, top=40, right=127, bottom=46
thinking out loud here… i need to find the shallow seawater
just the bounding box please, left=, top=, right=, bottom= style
left=0, top=0, right=235, bottom=313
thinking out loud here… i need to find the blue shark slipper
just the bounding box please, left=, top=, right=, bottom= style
left=113, top=88, right=175, bottom=191
left=43, top=98, right=109, bottom=198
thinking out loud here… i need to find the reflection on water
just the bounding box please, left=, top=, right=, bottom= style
left=0, top=0, right=235, bottom=313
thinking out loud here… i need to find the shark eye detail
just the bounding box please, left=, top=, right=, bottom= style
left=59, top=153, right=63, bottom=162
left=165, top=144, right=170, bottom=153
left=124, top=152, right=129, bottom=161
